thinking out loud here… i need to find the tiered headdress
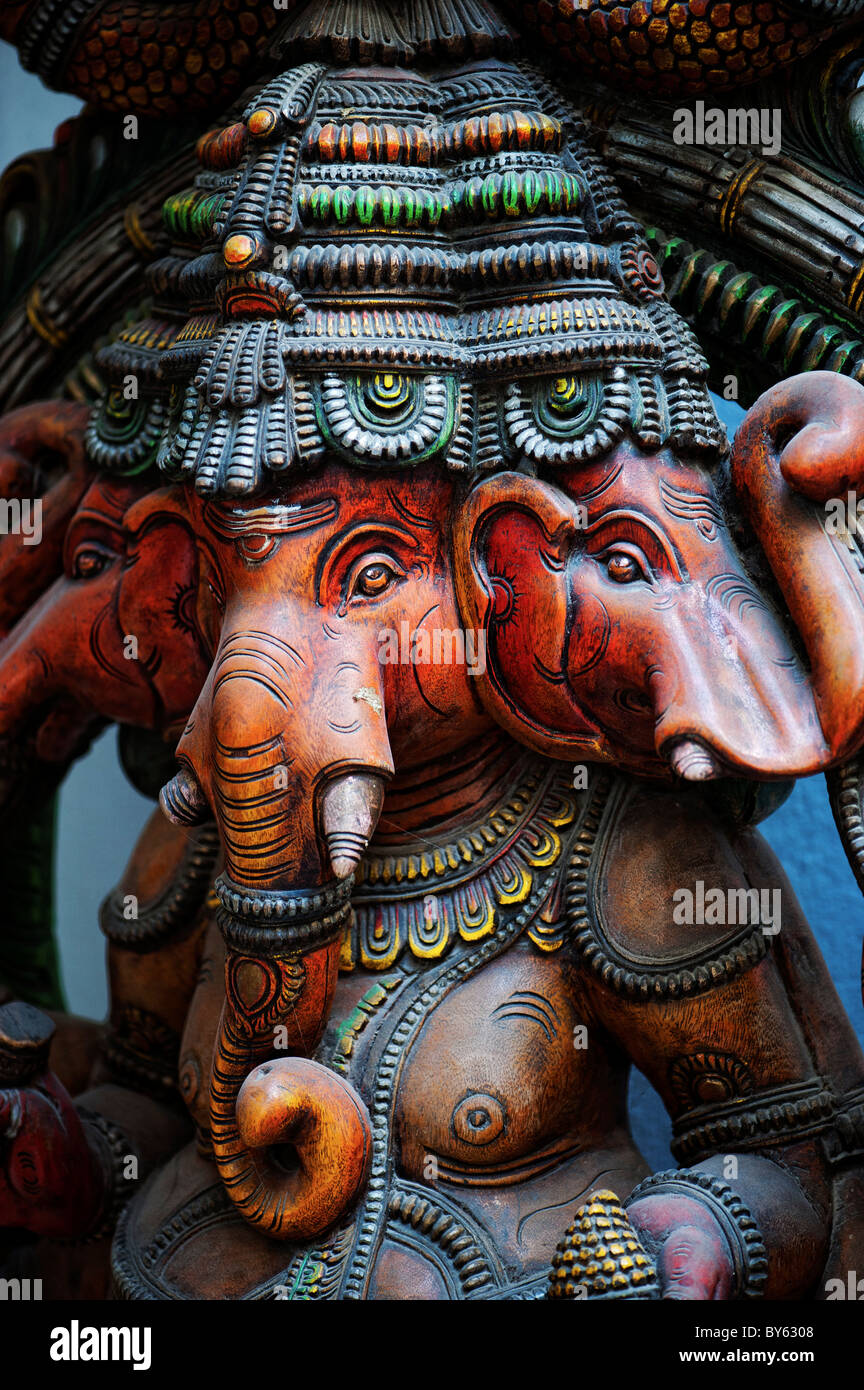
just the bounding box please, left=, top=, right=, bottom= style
left=86, top=0, right=726, bottom=494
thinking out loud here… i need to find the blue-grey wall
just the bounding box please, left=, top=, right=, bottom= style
left=1, top=46, right=861, bottom=1172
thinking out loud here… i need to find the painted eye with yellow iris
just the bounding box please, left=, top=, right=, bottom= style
left=316, top=371, right=459, bottom=465
left=504, top=367, right=632, bottom=465
left=540, top=375, right=604, bottom=433
left=359, top=373, right=415, bottom=423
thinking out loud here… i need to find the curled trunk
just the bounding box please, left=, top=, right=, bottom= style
left=208, top=879, right=371, bottom=1240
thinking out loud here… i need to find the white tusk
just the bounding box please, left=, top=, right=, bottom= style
left=321, top=772, right=385, bottom=878
left=668, top=740, right=722, bottom=781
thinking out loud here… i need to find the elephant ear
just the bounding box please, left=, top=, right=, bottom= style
left=453, top=471, right=609, bottom=760
left=118, top=486, right=210, bottom=723
left=731, top=373, right=864, bottom=761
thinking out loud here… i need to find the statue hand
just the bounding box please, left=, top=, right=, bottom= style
left=0, top=1002, right=104, bottom=1238
left=626, top=1192, right=734, bottom=1300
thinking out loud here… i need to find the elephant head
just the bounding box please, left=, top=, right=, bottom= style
left=159, top=461, right=493, bottom=1240
left=0, top=401, right=92, bottom=638
left=454, top=444, right=830, bottom=781
left=0, top=477, right=209, bottom=769
left=730, top=371, right=864, bottom=763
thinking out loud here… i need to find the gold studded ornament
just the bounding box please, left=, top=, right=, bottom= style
left=547, top=1189, right=660, bottom=1300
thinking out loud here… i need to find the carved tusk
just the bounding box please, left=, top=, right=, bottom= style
left=668, top=739, right=722, bottom=781
left=321, top=772, right=385, bottom=878
left=159, top=767, right=211, bottom=826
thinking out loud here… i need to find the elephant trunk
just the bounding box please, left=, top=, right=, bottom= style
left=160, top=638, right=390, bottom=1240
left=0, top=590, right=63, bottom=733
left=208, top=882, right=370, bottom=1240
left=731, top=372, right=864, bottom=760
left=648, top=603, right=829, bottom=780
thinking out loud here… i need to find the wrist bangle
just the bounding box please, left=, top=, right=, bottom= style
left=626, top=1167, right=768, bottom=1299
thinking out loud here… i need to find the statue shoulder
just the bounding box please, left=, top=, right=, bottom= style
left=569, top=778, right=774, bottom=999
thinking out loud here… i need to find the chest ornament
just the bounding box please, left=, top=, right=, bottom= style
left=343, top=759, right=602, bottom=971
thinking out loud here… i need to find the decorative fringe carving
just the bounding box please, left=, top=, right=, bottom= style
left=474, top=388, right=502, bottom=472
left=279, top=0, right=414, bottom=65
left=159, top=323, right=304, bottom=494
left=404, top=0, right=515, bottom=55
left=278, top=0, right=514, bottom=64
left=146, top=54, right=727, bottom=494
left=196, top=322, right=287, bottom=409
left=220, top=65, right=327, bottom=252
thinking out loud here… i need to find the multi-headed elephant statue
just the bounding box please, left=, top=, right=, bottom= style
left=2, top=0, right=864, bottom=1308
left=0, top=477, right=209, bottom=776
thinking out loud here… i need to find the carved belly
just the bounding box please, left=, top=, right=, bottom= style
left=394, top=948, right=621, bottom=1185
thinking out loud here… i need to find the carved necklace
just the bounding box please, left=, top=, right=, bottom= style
left=344, top=754, right=588, bottom=971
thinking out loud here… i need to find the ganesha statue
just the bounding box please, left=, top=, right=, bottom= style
left=1, top=0, right=864, bottom=1305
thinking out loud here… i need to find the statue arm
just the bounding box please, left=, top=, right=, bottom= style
left=59, top=919, right=209, bottom=1239
left=579, top=782, right=864, bottom=1299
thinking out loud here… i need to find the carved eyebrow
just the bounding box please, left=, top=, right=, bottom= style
left=583, top=509, right=685, bottom=580
left=66, top=506, right=125, bottom=531
left=204, top=498, right=338, bottom=538
left=69, top=477, right=130, bottom=530
left=572, top=459, right=623, bottom=501
left=386, top=486, right=436, bottom=530
left=659, top=477, right=725, bottom=538
left=62, top=509, right=127, bottom=569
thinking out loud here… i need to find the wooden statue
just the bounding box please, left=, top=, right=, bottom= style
left=1, top=0, right=864, bottom=1303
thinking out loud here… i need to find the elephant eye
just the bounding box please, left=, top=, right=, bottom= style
left=237, top=533, right=277, bottom=563
left=71, top=544, right=114, bottom=580
left=604, top=549, right=648, bottom=584
left=348, top=554, right=406, bottom=601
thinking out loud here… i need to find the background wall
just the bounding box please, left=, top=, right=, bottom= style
left=2, top=43, right=861, bottom=1171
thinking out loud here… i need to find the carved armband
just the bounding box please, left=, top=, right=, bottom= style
left=671, top=1076, right=864, bottom=1165
left=214, top=874, right=353, bottom=954
left=99, top=823, right=220, bottom=950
